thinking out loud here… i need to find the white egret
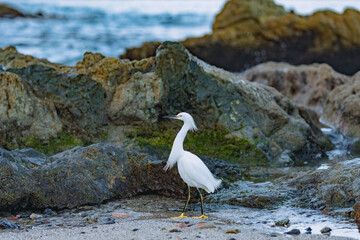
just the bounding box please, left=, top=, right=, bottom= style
left=163, top=112, right=221, bottom=219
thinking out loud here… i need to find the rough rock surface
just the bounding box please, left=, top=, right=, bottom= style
left=0, top=71, right=62, bottom=145
left=0, top=143, right=245, bottom=211
left=0, top=5, right=24, bottom=18
left=154, top=42, right=332, bottom=164
left=0, top=46, right=62, bottom=70
left=288, top=158, right=360, bottom=208
left=0, top=42, right=332, bottom=164
left=242, top=62, right=350, bottom=113
left=322, top=74, right=360, bottom=138
left=209, top=181, right=292, bottom=209
left=121, top=0, right=360, bottom=75
left=0, top=144, right=184, bottom=211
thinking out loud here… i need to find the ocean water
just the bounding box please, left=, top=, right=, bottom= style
left=0, top=0, right=359, bottom=66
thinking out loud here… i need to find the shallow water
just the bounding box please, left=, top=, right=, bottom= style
left=212, top=204, right=358, bottom=239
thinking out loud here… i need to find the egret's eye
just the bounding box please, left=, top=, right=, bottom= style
left=177, top=114, right=182, bottom=118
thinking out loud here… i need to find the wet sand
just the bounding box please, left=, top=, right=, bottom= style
left=0, top=195, right=358, bottom=240
left=1, top=218, right=355, bottom=240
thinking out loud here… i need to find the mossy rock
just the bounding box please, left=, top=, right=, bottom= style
left=127, top=124, right=268, bottom=168
left=3, top=130, right=108, bottom=157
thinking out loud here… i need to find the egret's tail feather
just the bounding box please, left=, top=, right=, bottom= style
left=163, top=161, right=173, bottom=171
left=204, top=177, right=222, bottom=193
left=214, top=178, right=222, bottom=190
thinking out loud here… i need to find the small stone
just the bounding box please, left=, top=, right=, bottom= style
left=169, top=228, right=181, bottom=232
left=178, top=222, right=188, bottom=228
left=80, top=232, right=86, bottom=234
left=305, top=227, right=312, bottom=232
left=275, top=219, right=290, bottom=227
left=30, top=213, right=43, bottom=220
left=196, top=222, right=216, bottom=229
left=270, top=233, right=277, bottom=237
left=99, top=217, right=115, bottom=225
left=285, top=229, right=300, bottom=235
left=132, top=228, right=139, bottom=232
left=320, top=227, right=332, bottom=234
left=226, top=229, right=240, bottom=234
left=44, top=208, right=55, bottom=216
left=112, top=212, right=132, bottom=219
left=0, top=219, right=19, bottom=229
left=85, top=217, right=98, bottom=224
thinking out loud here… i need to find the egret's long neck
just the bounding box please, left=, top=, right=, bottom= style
left=172, top=124, right=189, bottom=153
left=164, top=122, right=190, bottom=171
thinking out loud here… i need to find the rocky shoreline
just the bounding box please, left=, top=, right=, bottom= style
left=1, top=0, right=360, bottom=239
left=0, top=41, right=359, bottom=238
left=121, top=0, right=360, bottom=76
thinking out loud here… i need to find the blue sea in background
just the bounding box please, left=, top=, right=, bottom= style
left=0, top=0, right=359, bottom=66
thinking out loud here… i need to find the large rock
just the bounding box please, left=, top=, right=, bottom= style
left=0, top=144, right=184, bottom=211
left=0, top=5, right=24, bottom=18
left=121, top=0, right=360, bottom=75
left=288, top=158, right=360, bottom=208
left=240, top=60, right=360, bottom=140
left=209, top=181, right=292, bottom=209
left=0, top=71, right=62, bottom=148
left=322, top=74, right=360, bottom=138
left=153, top=42, right=332, bottom=164
left=0, top=143, right=244, bottom=211
left=0, top=46, right=61, bottom=70
left=0, top=42, right=332, bottom=164
left=242, top=62, right=350, bottom=113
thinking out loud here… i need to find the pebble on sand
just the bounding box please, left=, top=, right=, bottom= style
left=320, top=227, right=332, bottom=234
left=0, top=219, right=19, bottom=229
left=196, top=222, right=216, bottom=229
left=112, top=212, right=132, bottom=219
left=226, top=229, right=240, bottom=234
left=285, top=229, right=301, bottom=235
left=30, top=213, right=43, bottom=220
left=275, top=219, right=290, bottom=227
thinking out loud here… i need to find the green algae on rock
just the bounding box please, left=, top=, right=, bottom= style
left=155, top=42, right=333, bottom=165
left=129, top=125, right=268, bottom=168
left=0, top=42, right=332, bottom=164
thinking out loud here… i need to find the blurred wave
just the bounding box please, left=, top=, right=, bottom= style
left=0, top=0, right=359, bottom=65
left=0, top=0, right=226, bottom=65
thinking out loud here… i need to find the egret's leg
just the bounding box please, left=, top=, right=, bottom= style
left=171, top=186, right=191, bottom=219
left=193, top=188, right=208, bottom=219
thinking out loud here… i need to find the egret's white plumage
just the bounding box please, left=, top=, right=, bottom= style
left=163, top=112, right=221, bottom=218
left=177, top=151, right=220, bottom=193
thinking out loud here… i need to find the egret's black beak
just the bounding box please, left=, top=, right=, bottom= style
left=163, top=115, right=178, bottom=119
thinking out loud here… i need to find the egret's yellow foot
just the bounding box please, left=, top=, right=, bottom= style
left=192, top=214, right=208, bottom=219
left=171, top=213, right=187, bottom=219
